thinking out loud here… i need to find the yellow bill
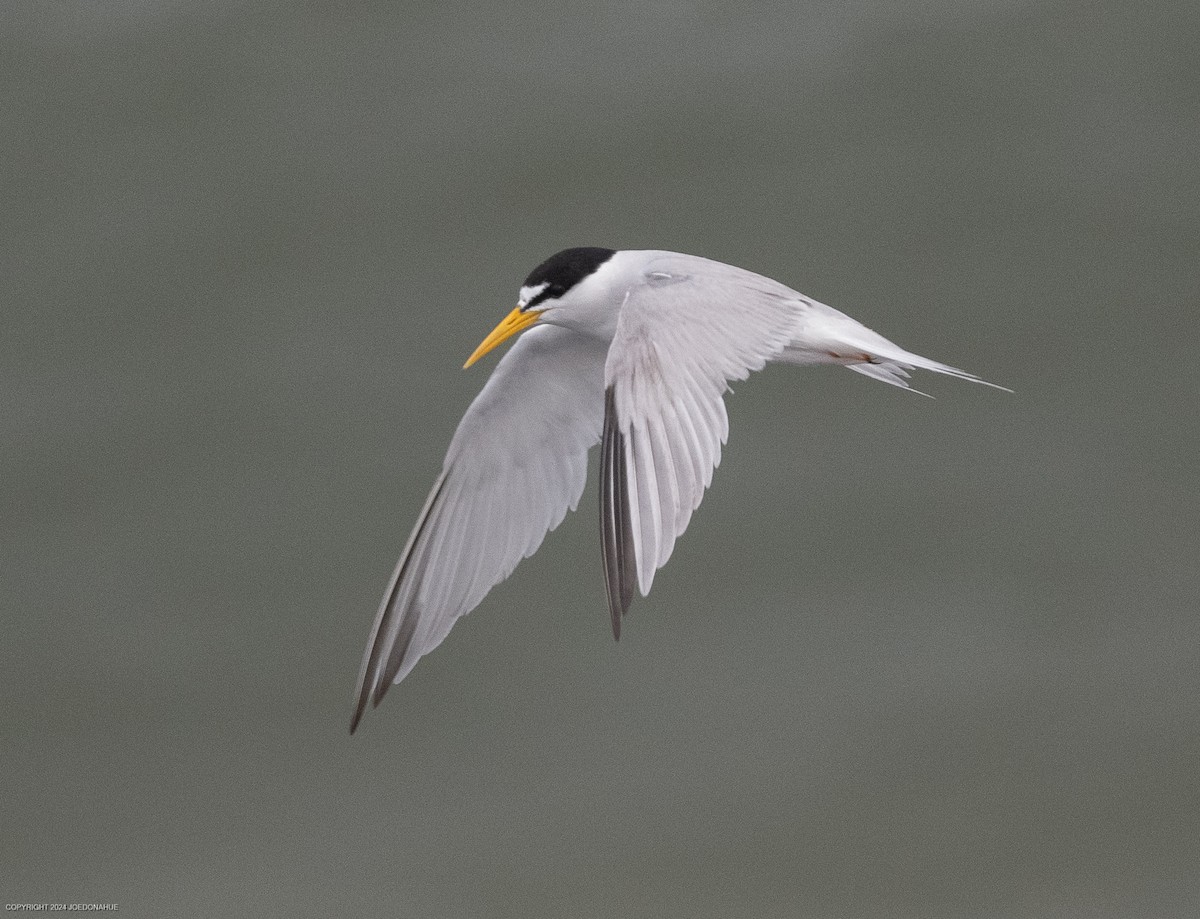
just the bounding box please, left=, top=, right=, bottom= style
left=463, top=306, right=542, bottom=368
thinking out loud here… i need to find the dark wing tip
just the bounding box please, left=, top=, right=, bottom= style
left=349, top=665, right=379, bottom=734
left=600, top=387, right=636, bottom=639
left=348, top=470, right=451, bottom=736
left=349, top=612, right=416, bottom=734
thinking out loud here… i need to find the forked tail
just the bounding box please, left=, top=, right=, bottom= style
left=777, top=297, right=1012, bottom=396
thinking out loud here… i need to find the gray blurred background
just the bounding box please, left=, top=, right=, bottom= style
left=5, top=1, right=1198, bottom=916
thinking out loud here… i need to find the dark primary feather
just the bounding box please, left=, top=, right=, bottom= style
left=351, top=469, right=450, bottom=734
left=600, top=387, right=637, bottom=638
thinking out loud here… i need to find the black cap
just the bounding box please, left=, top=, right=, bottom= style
left=521, top=247, right=616, bottom=310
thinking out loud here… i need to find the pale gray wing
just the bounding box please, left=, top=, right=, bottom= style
left=352, top=324, right=606, bottom=731
left=600, top=251, right=806, bottom=628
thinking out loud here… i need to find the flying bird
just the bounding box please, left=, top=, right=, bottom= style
left=351, top=248, right=1006, bottom=732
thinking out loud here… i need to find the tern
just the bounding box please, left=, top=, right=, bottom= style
left=351, top=247, right=1005, bottom=732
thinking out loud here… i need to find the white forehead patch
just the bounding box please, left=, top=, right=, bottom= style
left=518, top=282, right=549, bottom=308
